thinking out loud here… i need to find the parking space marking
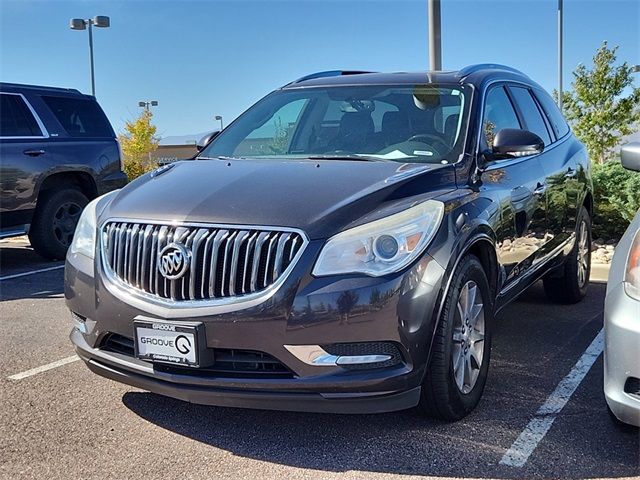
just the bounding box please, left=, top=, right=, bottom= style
left=0, top=264, right=64, bottom=281
left=8, top=355, right=79, bottom=380
left=499, top=328, right=604, bottom=468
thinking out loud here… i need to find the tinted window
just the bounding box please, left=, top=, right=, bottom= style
left=534, top=89, right=570, bottom=139
left=509, top=86, right=552, bottom=145
left=42, top=96, right=113, bottom=137
left=0, top=94, right=42, bottom=137
left=482, top=87, right=521, bottom=146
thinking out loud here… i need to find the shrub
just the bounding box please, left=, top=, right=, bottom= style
left=592, top=159, right=640, bottom=240
left=123, top=155, right=158, bottom=180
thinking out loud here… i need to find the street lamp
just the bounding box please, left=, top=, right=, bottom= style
left=632, top=65, right=640, bottom=73
left=70, top=16, right=110, bottom=96
left=428, top=0, right=442, bottom=70
left=557, top=0, right=564, bottom=113
left=138, top=100, right=159, bottom=111
left=215, top=115, right=224, bottom=130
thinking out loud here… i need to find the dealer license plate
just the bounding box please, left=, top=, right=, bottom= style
left=134, top=320, right=199, bottom=366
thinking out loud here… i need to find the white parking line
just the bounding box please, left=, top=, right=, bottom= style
left=0, top=264, right=64, bottom=281
left=8, top=355, right=79, bottom=380
left=499, top=328, right=605, bottom=468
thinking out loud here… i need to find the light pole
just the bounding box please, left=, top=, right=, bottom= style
left=557, top=0, right=564, bottom=113
left=138, top=100, right=159, bottom=111
left=215, top=115, right=224, bottom=130
left=428, top=0, right=442, bottom=70
left=70, top=16, right=110, bottom=96
left=632, top=65, right=640, bottom=74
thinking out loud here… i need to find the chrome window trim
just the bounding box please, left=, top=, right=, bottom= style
left=98, top=218, right=309, bottom=318
left=0, top=92, right=50, bottom=139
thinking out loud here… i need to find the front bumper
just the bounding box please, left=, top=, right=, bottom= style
left=72, top=329, right=421, bottom=414
left=65, top=242, right=446, bottom=414
left=604, top=282, right=640, bottom=427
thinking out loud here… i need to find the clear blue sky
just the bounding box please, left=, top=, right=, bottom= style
left=1, top=0, right=638, bottom=138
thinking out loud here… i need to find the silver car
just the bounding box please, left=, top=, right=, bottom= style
left=604, top=142, right=640, bottom=427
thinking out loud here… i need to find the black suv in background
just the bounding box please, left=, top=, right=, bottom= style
left=0, top=83, right=127, bottom=259
left=66, top=65, right=593, bottom=420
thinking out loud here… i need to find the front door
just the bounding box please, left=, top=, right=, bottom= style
left=479, top=85, right=548, bottom=290
left=507, top=85, right=577, bottom=260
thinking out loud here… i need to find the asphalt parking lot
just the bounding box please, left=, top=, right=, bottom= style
left=0, top=237, right=638, bottom=480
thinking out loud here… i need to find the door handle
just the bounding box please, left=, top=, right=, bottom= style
left=565, top=167, right=577, bottom=178
left=533, top=183, right=547, bottom=196
left=23, top=149, right=45, bottom=157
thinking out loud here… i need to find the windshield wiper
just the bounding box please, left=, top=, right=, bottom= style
left=307, top=155, right=385, bottom=162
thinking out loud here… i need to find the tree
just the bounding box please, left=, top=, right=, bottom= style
left=118, top=109, right=160, bottom=179
left=561, top=42, right=640, bottom=164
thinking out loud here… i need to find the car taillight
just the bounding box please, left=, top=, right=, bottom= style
left=624, top=229, right=640, bottom=301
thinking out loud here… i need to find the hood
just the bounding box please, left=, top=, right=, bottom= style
left=103, top=158, right=455, bottom=239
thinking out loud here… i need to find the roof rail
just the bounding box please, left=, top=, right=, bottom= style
left=286, top=70, right=375, bottom=86
left=0, top=82, right=82, bottom=94
left=458, top=64, right=528, bottom=78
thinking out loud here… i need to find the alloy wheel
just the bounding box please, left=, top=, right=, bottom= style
left=52, top=201, right=82, bottom=247
left=577, top=220, right=589, bottom=288
left=452, top=280, right=486, bottom=394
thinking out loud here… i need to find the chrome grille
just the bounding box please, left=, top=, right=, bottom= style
left=101, top=221, right=306, bottom=302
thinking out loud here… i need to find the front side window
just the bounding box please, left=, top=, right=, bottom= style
left=0, top=94, right=42, bottom=137
left=42, top=96, right=113, bottom=138
left=509, top=86, right=552, bottom=145
left=482, top=86, right=521, bottom=147
left=200, top=84, right=471, bottom=164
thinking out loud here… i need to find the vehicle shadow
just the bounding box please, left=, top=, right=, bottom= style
left=0, top=242, right=64, bottom=301
left=122, top=282, right=638, bottom=479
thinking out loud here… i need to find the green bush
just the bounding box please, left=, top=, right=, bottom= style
left=592, top=160, right=640, bottom=240
left=123, top=155, right=158, bottom=181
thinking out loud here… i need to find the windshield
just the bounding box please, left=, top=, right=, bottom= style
left=200, top=84, right=471, bottom=164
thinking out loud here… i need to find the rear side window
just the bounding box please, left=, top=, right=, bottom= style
left=0, top=93, right=42, bottom=137
left=482, top=86, right=521, bottom=147
left=508, top=86, right=552, bottom=146
left=533, top=89, right=570, bottom=139
left=42, top=95, right=113, bottom=138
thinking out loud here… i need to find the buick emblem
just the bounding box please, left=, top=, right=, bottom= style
left=158, top=242, right=190, bottom=280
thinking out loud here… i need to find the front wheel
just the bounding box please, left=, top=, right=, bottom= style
left=543, top=206, right=591, bottom=304
left=418, top=254, right=493, bottom=421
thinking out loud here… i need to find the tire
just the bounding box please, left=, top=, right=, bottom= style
left=418, top=254, right=493, bottom=421
left=29, top=188, right=89, bottom=260
left=543, top=206, right=591, bottom=304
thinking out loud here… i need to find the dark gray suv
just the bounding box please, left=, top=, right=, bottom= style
left=0, top=83, right=127, bottom=259
left=65, top=65, right=593, bottom=420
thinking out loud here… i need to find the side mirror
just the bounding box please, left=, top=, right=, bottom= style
left=490, top=128, right=544, bottom=159
left=621, top=142, right=640, bottom=172
left=196, top=130, right=221, bottom=152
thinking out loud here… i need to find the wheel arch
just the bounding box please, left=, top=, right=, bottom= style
left=35, top=171, right=98, bottom=209
left=582, top=190, right=593, bottom=219
left=422, top=224, right=499, bottom=377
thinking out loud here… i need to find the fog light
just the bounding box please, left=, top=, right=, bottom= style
left=335, top=354, right=392, bottom=365
left=284, top=342, right=404, bottom=369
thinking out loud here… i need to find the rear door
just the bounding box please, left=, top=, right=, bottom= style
left=0, top=92, right=51, bottom=231
left=480, top=85, right=548, bottom=288
left=39, top=94, right=119, bottom=187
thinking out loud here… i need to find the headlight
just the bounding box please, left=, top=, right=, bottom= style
left=312, top=200, right=444, bottom=277
left=69, top=190, right=118, bottom=259
left=624, top=229, right=640, bottom=301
